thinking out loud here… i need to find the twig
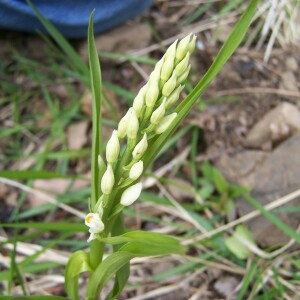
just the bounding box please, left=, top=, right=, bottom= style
left=213, top=87, right=300, bottom=98
left=183, top=188, right=300, bottom=245
left=0, top=177, right=86, bottom=219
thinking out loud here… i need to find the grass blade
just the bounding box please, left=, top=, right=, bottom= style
left=0, top=170, right=85, bottom=180
left=2, top=222, right=86, bottom=232
left=26, top=0, right=89, bottom=84
left=88, top=11, right=103, bottom=208
left=243, top=193, right=300, bottom=244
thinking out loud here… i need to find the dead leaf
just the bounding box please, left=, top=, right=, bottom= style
left=214, top=276, right=239, bottom=297
left=81, top=91, right=93, bottom=116
left=81, top=87, right=119, bottom=118
left=244, top=102, right=300, bottom=149
left=6, top=191, right=18, bottom=207
left=79, top=22, right=151, bottom=60
left=166, top=178, right=194, bottom=200
left=67, top=121, right=89, bottom=149
left=0, top=182, right=8, bottom=198
left=48, top=84, right=69, bottom=100
left=280, top=71, right=299, bottom=91
left=27, top=172, right=91, bottom=207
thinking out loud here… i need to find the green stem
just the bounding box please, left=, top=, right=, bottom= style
left=117, top=138, right=136, bottom=175
left=89, top=239, right=104, bottom=270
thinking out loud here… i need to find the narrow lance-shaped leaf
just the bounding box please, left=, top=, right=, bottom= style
left=88, top=10, right=103, bottom=208
left=65, top=251, right=92, bottom=300
left=143, top=0, right=259, bottom=170
left=87, top=231, right=185, bottom=298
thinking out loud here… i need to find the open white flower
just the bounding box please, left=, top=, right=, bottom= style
left=85, top=213, right=104, bottom=242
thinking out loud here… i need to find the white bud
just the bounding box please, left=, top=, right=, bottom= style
left=188, top=34, right=197, bottom=53
left=177, top=65, right=191, bottom=84
left=126, top=110, right=139, bottom=139
left=106, top=130, right=120, bottom=164
left=133, top=85, right=147, bottom=117
left=153, top=57, right=164, bottom=74
left=98, top=154, right=106, bottom=175
left=161, top=40, right=177, bottom=82
left=145, top=76, right=159, bottom=108
left=85, top=213, right=104, bottom=242
left=165, top=85, right=184, bottom=109
left=101, top=164, right=115, bottom=195
left=150, top=99, right=166, bottom=125
left=176, top=33, right=192, bottom=62
left=129, top=160, right=143, bottom=180
left=175, top=51, right=190, bottom=77
left=120, top=182, right=143, bottom=206
left=132, top=133, right=148, bottom=159
left=155, top=113, right=177, bottom=134
left=162, top=70, right=177, bottom=97
left=118, top=108, right=132, bottom=139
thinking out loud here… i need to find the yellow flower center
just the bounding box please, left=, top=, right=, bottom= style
left=85, top=215, right=93, bottom=224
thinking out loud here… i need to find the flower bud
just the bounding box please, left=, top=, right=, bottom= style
left=126, top=110, right=139, bottom=139
left=155, top=113, right=177, bottom=134
left=177, top=64, right=191, bottom=84
left=106, top=130, right=120, bottom=164
left=176, top=33, right=192, bottom=62
left=162, top=70, right=177, bottom=97
left=161, top=40, right=177, bottom=82
left=120, top=182, right=143, bottom=206
left=85, top=213, right=104, bottom=242
left=129, top=160, right=143, bottom=180
left=133, top=85, right=147, bottom=117
left=175, top=51, right=190, bottom=77
left=101, top=164, right=115, bottom=195
left=153, top=56, right=164, bottom=74
left=188, top=34, right=197, bottom=53
left=165, top=85, right=184, bottom=109
left=150, top=99, right=166, bottom=125
left=118, top=108, right=132, bottom=139
left=98, top=154, right=106, bottom=176
left=145, top=76, right=159, bottom=108
left=132, top=133, right=148, bottom=159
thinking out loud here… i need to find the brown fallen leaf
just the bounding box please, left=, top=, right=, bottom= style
left=166, top=178, right=194, bottom=201
left=244, top=102, right=300, bottom=149
left=67, top=121, right=89, bottom=149
left=79, top=22, right=151, bottom=60
left=27, top=172, right=91, bottom=207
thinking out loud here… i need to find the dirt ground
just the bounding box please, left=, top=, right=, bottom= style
left=1, top=1, right=300, bottom=299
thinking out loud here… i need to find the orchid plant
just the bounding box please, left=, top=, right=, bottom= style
left=64, top=1, right=258, bottom=299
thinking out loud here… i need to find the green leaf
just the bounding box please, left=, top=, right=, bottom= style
left=237, top=262, right=258, bottom=300
left=65, top=251, right=92, bottom=300
left=201, top=162, right=228, bottom=194
left=143, top=0, right=258, bottom=170
left=86, top=251, right=135, bottom=299
left=107, top=215, right=130, bottom=300
left=102, top=230, right=186, bottom=255
left=212, top=168, right=228, bottom=195
left=88, top=10, right=103, bottom=209
left=88, top=11, right=105, bottom=272
left=87, top=231, right=185, bottom=298
left=225, top=225, right=256, bottom=259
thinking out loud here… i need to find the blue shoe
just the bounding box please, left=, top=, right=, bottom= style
left=0, top=0, right=154, bottom=38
